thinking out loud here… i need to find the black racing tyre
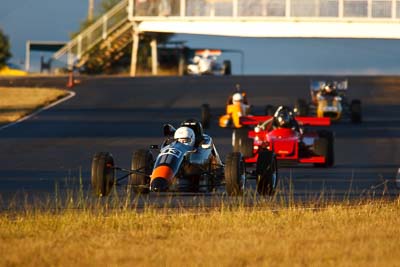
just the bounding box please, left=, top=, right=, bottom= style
left=130, top=149, right=153, bottom=193
left=350, top=99, right=362, bottom=123
left=91, top=152, right=115, bottom=197
left=201, top=103, right=211, bottom=129
left=265, top=105, right=275, bottom=116
left=256, top=150, right=278, bottom=196
left=232, top=128, right=253, bottom=158
left=223, top=60, right=232, bottom=75
left=295, top=99, right=309, bottom=116
left=314, top=130, right=334, bottom=167
left=225, top=152, right=246, bottom=196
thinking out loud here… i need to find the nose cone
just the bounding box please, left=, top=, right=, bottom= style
left=150, top=164, right=174, bottom=192
left=150, top=178, right=169, bottom=192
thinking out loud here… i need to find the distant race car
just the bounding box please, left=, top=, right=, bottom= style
left=91, top=119, right=278, bottom=196
left=200, top=86, right=251, bottom=129
left=294, top=79, right=362, bottom=123
left=234, top=108, right=334, bottom=167
left=186, top=49, right=231, bottom=76
left=218, top=88, right=251, bottom=128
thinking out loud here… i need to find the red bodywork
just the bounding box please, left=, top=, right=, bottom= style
left=240, top=115, right=330, bottom=165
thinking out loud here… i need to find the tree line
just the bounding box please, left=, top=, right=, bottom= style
left=0, top=28, right=11, bottom=68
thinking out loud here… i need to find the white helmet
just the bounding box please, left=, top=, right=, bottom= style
left=232, top=93, right=243, bottom=103
left=174, top=127, right=195, bottom=146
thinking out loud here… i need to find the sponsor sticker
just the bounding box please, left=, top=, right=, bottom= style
left=160, top=147, right=182, bottom=158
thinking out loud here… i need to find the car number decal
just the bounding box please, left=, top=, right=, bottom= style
left=324, top=106, right=338, bottom=112
left=160, top=148, right=182, bottom=158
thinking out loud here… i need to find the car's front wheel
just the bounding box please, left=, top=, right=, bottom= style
left=130, top=149, right=153, bottom=193
left=256, top=150, right=278, bottom=196
left=225, top=152, right=246, bottom=196
left=314, top=130, right=334, bottom=167
left=91, top=152, right=115, bottom=197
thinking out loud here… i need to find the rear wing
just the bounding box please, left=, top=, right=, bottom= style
left=310, top=79, right=348, bottom=92
left=240, top=116, right=330, bottom=127
left=296, top=116, right=331, bottom=126
left=195, top=49, right=222, bottom=56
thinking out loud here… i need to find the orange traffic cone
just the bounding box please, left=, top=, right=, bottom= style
left=66, top=71, right=74, bottom=88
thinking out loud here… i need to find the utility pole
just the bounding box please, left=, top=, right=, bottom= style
left=88, top=0, right=95, bottom=22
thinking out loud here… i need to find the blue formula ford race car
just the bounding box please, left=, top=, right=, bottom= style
left=91, top=119, right=279, bottom=197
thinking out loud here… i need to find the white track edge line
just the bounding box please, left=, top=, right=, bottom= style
left=0, top=91, right=76, bottom=131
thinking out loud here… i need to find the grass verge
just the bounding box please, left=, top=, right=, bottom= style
left=0, top=198, right=399, bottom=266
left=0, top=87, right=69, bottom=125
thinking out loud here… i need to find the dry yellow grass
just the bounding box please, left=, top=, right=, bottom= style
left=0, top=200, right=399, bottom=267
left=0, top=87, right=69, bottom=124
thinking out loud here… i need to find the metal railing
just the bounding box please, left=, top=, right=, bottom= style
left=53, top=0, right=400, bottom=67
left=136, top=0, right=400, bottom=19
left=53, top=0, right=131, bottom=66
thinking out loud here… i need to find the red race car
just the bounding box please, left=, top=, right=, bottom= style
left=234, top=106, right=334, bottom=167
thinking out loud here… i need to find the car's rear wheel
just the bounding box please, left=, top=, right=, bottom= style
left=91, top=152, right=115, bottom=197
left=256, top=150, right=278, bottom=196
left=314, top=130, right=334, bottom=167
left=223, top=60, right=232, bottom=75
left=201, top=103, right=211, bottom=129
left=232, top=128, right=253, bottom=158
left=350, top=99, right=362, bottom=123
left=225, top=152, right=246, bottom=196
left=130, top=149, right=153, bottom=193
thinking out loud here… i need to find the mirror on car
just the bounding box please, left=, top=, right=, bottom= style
left=201, top=143, right=212, bottom=149
left=163, top=124, right=176, bottom=137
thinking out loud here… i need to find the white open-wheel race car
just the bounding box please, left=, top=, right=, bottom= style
left=91, top=120, right=278, bottom=197
left=186, top=49, right=231, bottom=76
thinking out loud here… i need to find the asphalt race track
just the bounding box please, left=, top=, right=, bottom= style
left=0, top=76, right=399, bottom=208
